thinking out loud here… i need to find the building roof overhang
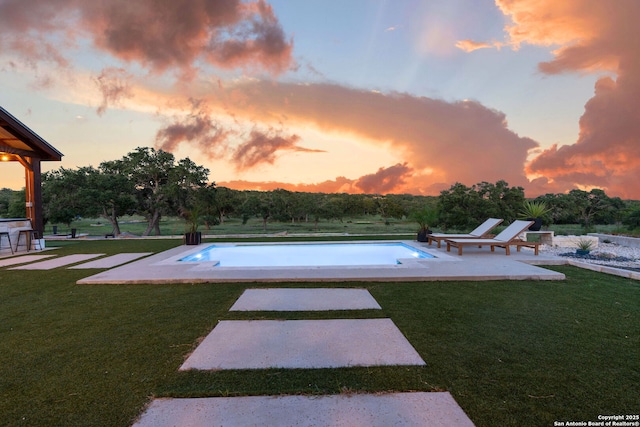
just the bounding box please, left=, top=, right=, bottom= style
left=0, top=106, right=63, bottom=162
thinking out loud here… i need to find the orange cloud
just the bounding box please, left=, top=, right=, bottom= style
left=496, top=0, right=598, bottom=48
left=455, top=39, right=502, bottom=53
left=0, top=0, right=294, bottom=77
left=496, top=0, right=640, bottom=198
left=201, top=81, right=538, bottom=192
left=527, top=72, right=640, bottom=198
left=221, top=163, right=414, bottom=195
left=497, top=0, right=624, bottom=72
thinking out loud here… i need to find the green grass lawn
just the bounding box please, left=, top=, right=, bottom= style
left=0, top=239, right=638, bottom=426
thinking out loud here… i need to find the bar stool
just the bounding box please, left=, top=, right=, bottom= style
left=0, top=228, right=13, bottom=254
left=15, top=229, right=42, bottom=252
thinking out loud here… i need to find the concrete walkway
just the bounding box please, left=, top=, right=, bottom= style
left=134, top=288, right=475, bottom=426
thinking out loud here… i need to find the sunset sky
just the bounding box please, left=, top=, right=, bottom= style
left=1, top=0, right=639, bottom=198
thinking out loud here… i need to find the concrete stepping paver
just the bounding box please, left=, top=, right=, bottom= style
left=229, top=288, right=382, bottom=311
left=10, top=254, right=103, bottom=270
left=132, top=392, right=475, bottom=427
left=132, top=267, right=474, bottom=425
left=68, top=253, right=152, bottom=269
left=0, top=255, right=55, bottom=267
left=180, top=318, right=425, bottom=370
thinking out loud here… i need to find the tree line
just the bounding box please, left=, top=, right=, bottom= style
left=1, top=147, right=639, bottom=235
left=436, top=181, right=638, bottom=231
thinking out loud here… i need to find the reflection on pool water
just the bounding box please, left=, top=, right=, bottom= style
left=179, top=242, right=434, bottom=267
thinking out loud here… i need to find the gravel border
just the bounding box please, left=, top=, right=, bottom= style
left=542, top=242, right=640, bottom=273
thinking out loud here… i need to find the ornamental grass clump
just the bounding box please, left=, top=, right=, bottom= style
left=519, top=200, right=551, bottom=219
left=576, top=238, right=595, bottom=251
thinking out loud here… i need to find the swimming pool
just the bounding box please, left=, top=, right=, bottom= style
left=179, top=242, right=434, bottom=267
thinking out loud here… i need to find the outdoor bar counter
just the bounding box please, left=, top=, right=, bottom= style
left=0, top=218, right=35, bottom=252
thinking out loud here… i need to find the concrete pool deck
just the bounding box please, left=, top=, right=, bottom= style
left=76, top=240, right=566, bottom=284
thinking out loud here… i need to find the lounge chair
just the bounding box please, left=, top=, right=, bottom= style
left=445, top=220, right=540, bottom=255
left=427, top=218, right=503, bottom=248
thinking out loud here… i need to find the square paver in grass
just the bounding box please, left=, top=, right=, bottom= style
left=132, top=392, right=475, bottom=427
left=229, top=288, right=382, bottom=311
left=0, top=255, right=55, bottom=267
left=180, top=318, right=425, bottom=370
left=9, top=254, right=104, bottom=270
left=68, top=253, right=152, bottom=269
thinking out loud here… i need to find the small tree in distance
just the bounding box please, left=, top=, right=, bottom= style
left=114, top=147, right=209, bottom=236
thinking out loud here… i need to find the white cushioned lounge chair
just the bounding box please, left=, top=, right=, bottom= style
left=427, top=218, right=503, bottom=248
left=445, top=220, right=540, bottom=256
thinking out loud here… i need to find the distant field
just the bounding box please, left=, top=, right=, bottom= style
left=47, top=215, right=627, bottom=238
left=47, top=215, right=419, bottom=237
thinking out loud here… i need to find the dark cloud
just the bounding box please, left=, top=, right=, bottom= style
left=94, top=67, right=134, bottom=116
left=0, top=0, right=294, bottom=77
left=355, top=163, right=413, bottom=194
left=155, top=103, right=230, bottom=158
left=205, top=0, right=293, bottom=74
left=232, top=130, right=324, bottom=170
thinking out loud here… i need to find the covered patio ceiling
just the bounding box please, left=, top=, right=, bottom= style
left=0, top=106, right=63, bottom=234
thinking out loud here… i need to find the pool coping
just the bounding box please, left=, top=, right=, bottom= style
left=76, top=240, right=565, bottom=284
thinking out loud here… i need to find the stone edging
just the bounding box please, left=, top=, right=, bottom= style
left=588, top=233, right=640, bottom=248
left=567, top=259, right=640, bottom=280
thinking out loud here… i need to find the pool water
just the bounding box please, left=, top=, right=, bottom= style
left=179, top=242, right=434, bottom=267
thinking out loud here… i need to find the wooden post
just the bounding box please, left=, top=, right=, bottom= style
left=19, top=155, right=43, bottom=236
